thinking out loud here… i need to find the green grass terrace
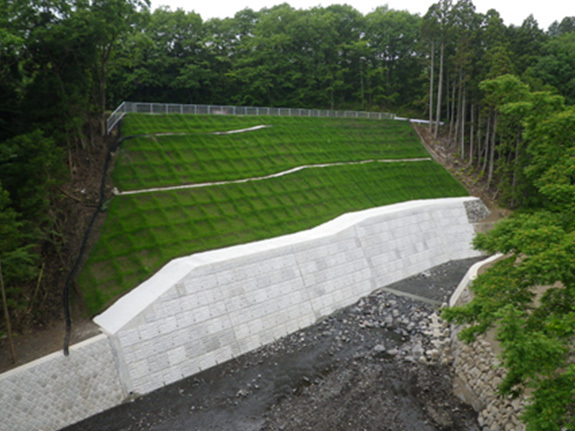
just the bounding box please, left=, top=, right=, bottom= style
left=79, top=114, right=468, bottom=314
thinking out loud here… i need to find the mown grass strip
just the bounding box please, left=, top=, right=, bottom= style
left=79, top=161, right=467, bottom=314
left=113, top=114, right=428, bottom=190
left=117, top=158, right=433, bottom=196
left=121, top=113, right=411, bottom=136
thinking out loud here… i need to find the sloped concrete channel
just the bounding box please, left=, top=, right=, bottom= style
left=63, top=257, right=483, bottom=431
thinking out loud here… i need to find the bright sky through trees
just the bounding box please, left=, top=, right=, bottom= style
left=151, top=0, right=572, bottom=29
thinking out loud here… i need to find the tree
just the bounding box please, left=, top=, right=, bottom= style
left=365, top=7, right=422, bottom=111
left=449, top=0, right=481, bottom=158
left=547, top=16, right=575, bottom=36
left=89, top=0, right=150, bottom=134
left=443, top=89, right=575, bottom=431
left=478, top=74, right=531, bottom=202
left=0, top=183, right=36, bottom=289
left=508, top=15, right=547, bottom=76
left=109, top=7, right=213, bottom=104
left=527, top=32, right=575, bottom=105
left=422, top=1, right=453, bottom=138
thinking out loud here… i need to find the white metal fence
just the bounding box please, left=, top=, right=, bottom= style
left=106, top=101, right=397, bottom=134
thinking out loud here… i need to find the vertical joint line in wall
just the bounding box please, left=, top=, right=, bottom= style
left=353, top=224, right=375, bottom=292
left=107, top=335, right=134, bottom=398
left=292, top=246, right=317, bottom=323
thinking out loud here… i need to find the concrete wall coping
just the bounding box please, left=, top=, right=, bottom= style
left=0, top=334, right=109, bottom=380
left=449, top=253, right=502, bottom=307
left=95, top=196, right=479, bottom=335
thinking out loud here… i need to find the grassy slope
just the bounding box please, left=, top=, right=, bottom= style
left=114, top=115, right=428, bottom=190
left=79, top=114, right=467, bottom=314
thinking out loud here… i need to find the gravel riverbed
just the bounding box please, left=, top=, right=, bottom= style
left=63, top=257, right=483, bottom=431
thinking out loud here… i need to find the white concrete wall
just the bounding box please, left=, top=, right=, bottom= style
left=95, top=197, right=486, bottom=395
left=0, top=334, right=125, bottom=431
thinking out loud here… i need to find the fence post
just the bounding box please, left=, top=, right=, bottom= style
left=0, top=260, right=16, bottom=364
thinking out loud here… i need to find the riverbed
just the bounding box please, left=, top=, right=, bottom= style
left=63, top=257, right=483, bottom=431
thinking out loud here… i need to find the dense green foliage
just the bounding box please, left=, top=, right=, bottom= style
left=0, top=0, right=150, bottom=325
left=443, top=83, right=575, bottom=430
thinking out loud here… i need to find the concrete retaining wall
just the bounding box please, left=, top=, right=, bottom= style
left=0, top=335, right=124, bottom=431
left=95, top=197, right=487, bottom=395
left=0, top=197, right=488, bottom=431
left=449, top=255, right=527, bottom=431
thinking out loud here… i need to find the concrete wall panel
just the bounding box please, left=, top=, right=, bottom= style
left=95, top=197, right=486, bottom=395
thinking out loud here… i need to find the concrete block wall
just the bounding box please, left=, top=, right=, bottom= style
left=0, top=335, right=125, bottom=431
left=95, top=197, right=487, bottom=396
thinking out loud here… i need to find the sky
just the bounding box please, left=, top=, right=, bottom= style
left=150, top=0, right=573, bottom=30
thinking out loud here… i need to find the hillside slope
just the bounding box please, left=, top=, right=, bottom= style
left=78, top=114, right=468, bottom=314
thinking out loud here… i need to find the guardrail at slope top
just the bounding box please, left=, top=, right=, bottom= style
left=106, top=101, right=397, bottom=134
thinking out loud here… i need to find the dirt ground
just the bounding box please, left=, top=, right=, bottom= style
left=62, top=257, right=483, bottom=431
left=0, top=128, right=113, bottom=373
left=410, top=123, right=509, bottom=222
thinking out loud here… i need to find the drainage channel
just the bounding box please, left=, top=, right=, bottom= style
left=375, top=286, right=444, bottom=307
left=115, top=158, right=433, bottom=196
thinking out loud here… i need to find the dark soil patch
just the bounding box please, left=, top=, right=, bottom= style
left=410, top=123, right=510, bottom=223
left=0, top=126, right=117, bottom=372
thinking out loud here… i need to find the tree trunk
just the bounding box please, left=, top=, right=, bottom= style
left=460, top=89, right=466, bottom=160
left=428, top=41, right=435, bottom=134
left=452, top=73, right=461, bottom=147
left=482, top=109, right=491, bottom=174
left=433, top=41, right=445, bottom=140
left=487, top=112, right=497, bottom=188
left=449, top=77, right=456, bottom=140
left=469, top=103, right=474, bottom=165
left=476, top=109, right=482, bottom=168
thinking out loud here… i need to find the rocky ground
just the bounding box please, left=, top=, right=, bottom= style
left=63, top=257, right=483, bottom=431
